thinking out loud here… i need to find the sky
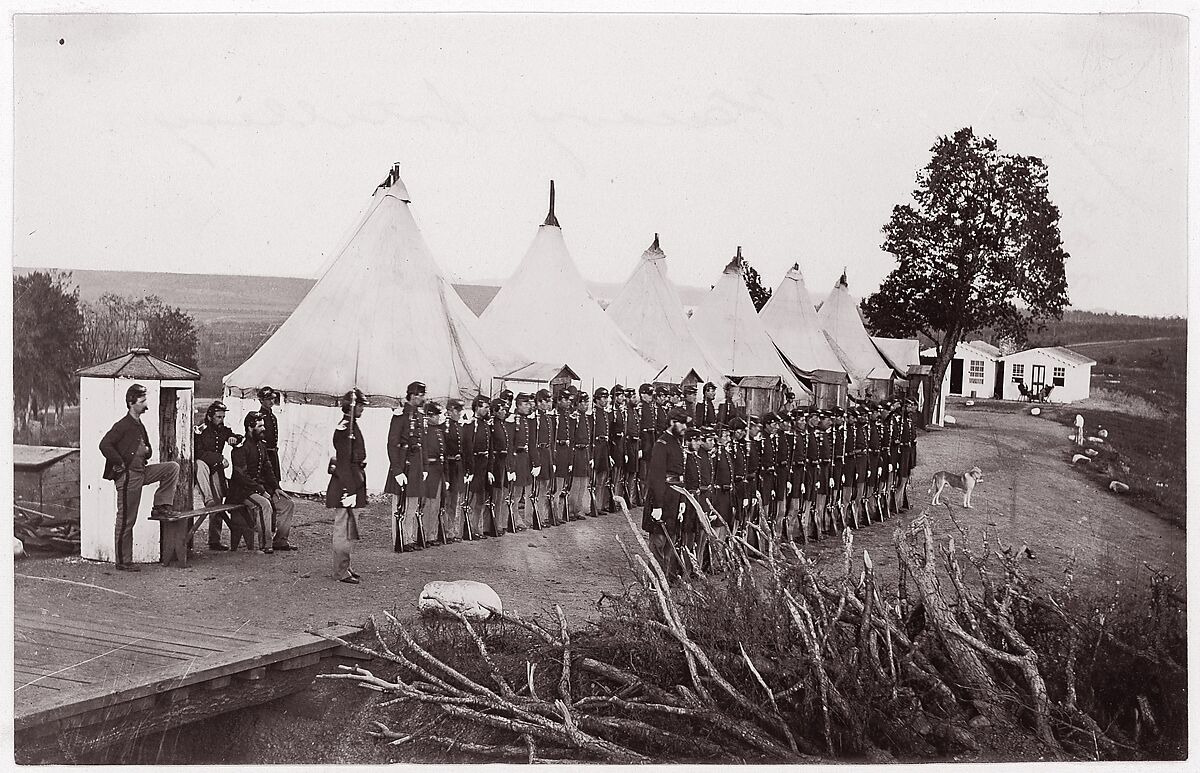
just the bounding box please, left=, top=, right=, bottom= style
left=11, top=11, right=1190, bottom=317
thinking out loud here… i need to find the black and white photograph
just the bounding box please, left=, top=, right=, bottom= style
left=8, top=3, right=1190, bottom=765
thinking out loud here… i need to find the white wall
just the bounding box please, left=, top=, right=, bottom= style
left=1000, top=353, right=1092, bottom=403
left=936, top=347, right=999, bottom=399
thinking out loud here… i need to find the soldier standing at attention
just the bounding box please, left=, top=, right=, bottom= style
left=256, top=386, right=283, bottom=484
left=608, top=386, right=628, bottom=510
left=552, top=388, right=578, bottom=522
left=386, top=381, right=426, bottom=552
left=443, top=398, right=466, bottom=543
left=591, top=387, right=614, bottom=514
left=421, top=401, right=448, bottom=545
left=682, top=384, right=699, bottom=419
left=680, top=427, right=703, bottom=558
left=99, top=384, right=180, bottom=571
left=508, top=393, right=534, bottom=531
left=462, top=396, right=495, bottom=539
left=531, top=389, right=556, bottom=526
left=896, top=398, right=918, bottom=512
left=645, top=407, right=690, bottom=579
left=696, top=382, right=719, bottom=427
left=635, top=384, right=656, bottom=504
left=327, top=388, right=366, bottom=584
left=773, top=412, right=795, bottom=542
left=568, top=391, right=592, bottom=519
left=809, top=411, right=832, bottom=539
left=712, top=423, right=733, bottom=535
left=488, top=397, right=511, bottom=536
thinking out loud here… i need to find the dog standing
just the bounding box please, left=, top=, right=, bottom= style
left=929, top=467, right=983, bottom=508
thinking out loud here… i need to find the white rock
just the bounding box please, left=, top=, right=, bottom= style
left=1071, top=454, right=1090, bottom=465
left=1084, top=448, right=1099, bottom=457
left=419, top=580, right=503, bottom=619
left=1109, top=480, right=1130, bottom=494
left=1086, top=436, right=1105, bottom=444
left=14, top=537, right=25, bottom=558
left=944, top=415, right=957, bottom=425
left=1030, top=408, right=1041, bottom=416
left=964, top=400, right=975, bottom=407
left=1098, top=429, right=1109, bottom=439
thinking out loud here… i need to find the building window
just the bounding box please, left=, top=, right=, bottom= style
left=1053, top=366, right=1065, bottom=387
left=968, top=360, right=984, bottom=385
left=1011, top=363, right=1024, bottom=383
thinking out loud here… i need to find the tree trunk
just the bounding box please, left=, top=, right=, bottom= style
left=928, top=325, right=963, bottom=426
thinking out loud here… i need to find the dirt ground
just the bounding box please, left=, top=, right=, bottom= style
left=14, top=403, right=1186, bottom=763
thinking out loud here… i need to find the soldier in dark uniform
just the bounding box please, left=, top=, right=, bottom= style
left=591, top=387, right=614, bottom=514
left=712, top=424, right=733, bottom=535
left=229, top=410, right=296, bottom=553
left=810, top=411, right=833, bottom=539
left=833, top=411, right=857, bottom=531
left=866, top=403, right=885, bottom=521
left=530, top=389, right=556, bottom=526
left=421, top=401, right=448, bottom=544
left=256, top=386, right=283, bottom=484
left=896, top=398, right=918, bottom=512
left=444, top=398, right=466, bottom=542
left=644, top=407, right=690, bottom=579
left=195, top=400, right=235, bottom=551
left=680, top=426, right=703, bottom=557
left=569, top=391, right=592, bottom=519
left=636, top=384, right=657, bottom=503
left=386, top=381, right=426, bottom=551
left=508, top=392, right=534, bottom=530
left=608, top=385, right=628, bottom=510
left=326, top=388, right=366, bottom=584
left=488, top=397, right=511, bottom=536
left=552, top=388, right=577, bottom=522
left=745, top=415, right=764, bottom=548
left=729, top=417, right=750, bottom=536
left=755, top=413, right=778, bottom=548
left=696, top=382, right=719, bottom=427
left=682, top=383, right=699, bottom=419
left=785, top=410, right=811, bottom=543
left=654, top=386, right=672, bottom=436
left=717, top=381, right=741, bottom=426
left=696, top=427, right=717, bottom=546
left=773, top=412, right=794, bottom=541
left=462, top=396, right=495, bottom=539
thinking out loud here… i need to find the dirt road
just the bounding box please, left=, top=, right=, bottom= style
left=15, top=404, right=1183, bottom=633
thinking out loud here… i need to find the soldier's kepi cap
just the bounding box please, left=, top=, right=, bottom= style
left=535, top=388, right=552, bottom=401
left=206, top=400, right=227, bottom=416
left=499, top=389, right=515, bottom=402
left=472, top=395, right=489, bottom=409
left=638, top=383, right=653, bottom=395
left=257, top=386, right=278, bottom=400
left=593, top=386, right=609, bottom=399
left=704, top=381, right=717, bottom=391
left=446, top=398, right=465, bottom=411
left=666, top=407, right=690, bottom=423
left=340, top=388, right=367, bottom=409
left=655, top=385, right=670, bottom=396
left=686, top=427, right=702, bottom=440
left=490, top=397, right=507, bottom=411
left=406, top=381, right=426, bottom=397
left=515, top=392, right=533, bottom=403
left=728, top=417, right=747, bottom=430
left=611, top=383, right=625, bottom=396
left=424, top=401, right=443, bottom=415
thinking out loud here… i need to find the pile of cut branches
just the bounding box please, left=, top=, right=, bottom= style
left=320, top=502, right=1184, bottom=763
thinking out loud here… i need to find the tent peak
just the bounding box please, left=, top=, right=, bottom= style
left=542, top=180, right=560, bottom=228
left=643, top=232, right=664, bottom=259
left=785, top=262, right=803, bottom=280
left=791, top=262, right=800, bottom=271
left=837, top=268, right=848, bottom=288
left=375, top=163, right=410, bottom=202
left=722, top=246, right=743, bottom=275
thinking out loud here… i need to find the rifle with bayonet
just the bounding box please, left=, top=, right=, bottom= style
left=588, top=409, right=600, bottom=518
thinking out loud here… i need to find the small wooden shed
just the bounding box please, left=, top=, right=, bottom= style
left=14, top=446, right=80, bottom=513
left=496, top=363, right=579, bottom=400
left=732, top=375, right=786, bottom=418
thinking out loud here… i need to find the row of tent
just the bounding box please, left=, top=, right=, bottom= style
left=223, top=167, right=915, bottom=493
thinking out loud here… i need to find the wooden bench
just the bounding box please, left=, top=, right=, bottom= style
left=151, top=503, right=247, bottom=568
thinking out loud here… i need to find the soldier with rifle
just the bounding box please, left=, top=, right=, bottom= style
left=696, top=382, right=719, bottom=427
left=508, top=392, right=535, bottom=531
left=590, top=387, right=615, bottom=515
left=636, top=384, right=658, bottom=504
left=608, top=385, right=629, bottom=510
left=443, top=398, right=466, bottom=543
left=421, top=401, right=449, bottom=545
left=895, top=398, right=918, bottom=513
left=488, top=397, right=511, bottom=536
left=745, top=415, right=765, bottom=549
left=326, top=388, right=366, bottom=584
left=386, top=381, right=426, bottom=552
left=773, top=411, right=795, bottom=542
left=462, top=395, right=494, bottom=540
left=729, top=417, right=750, bottom=538
left=531, top=389, right=556, bottom=527
left=569, top=391, right=592, bottom=519
left=712, top=423, right=734, bottom=536
left=552, top=388, right=577, bottom=523
left=809, top=411, right=833, bottom=539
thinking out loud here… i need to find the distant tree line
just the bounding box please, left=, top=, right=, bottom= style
left=13, top=271, right=198, bottom=430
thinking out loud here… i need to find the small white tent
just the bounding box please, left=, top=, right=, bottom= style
left=688, top=248, right=804, bottom=395
left=606, top=234, right=727, bottom=384
left=816, top=271, right=898, bottom=396
left=480, top=182, right=658, bottom=389
left=224, top=165, right=526, bottom=493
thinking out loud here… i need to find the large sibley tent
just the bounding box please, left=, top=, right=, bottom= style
left=224, top=165, right=526, bottom=493
left=606, top=234, right=727, bottom=384
left=815, top=271, right=899, bottom=397
left=480, top=182, right=658, bottom=390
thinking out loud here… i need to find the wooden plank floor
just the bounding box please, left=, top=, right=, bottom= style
left=14, top=603, right=357, bottom=732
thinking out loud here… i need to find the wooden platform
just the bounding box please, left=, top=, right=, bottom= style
left=14, top=603, right=361, bottom=761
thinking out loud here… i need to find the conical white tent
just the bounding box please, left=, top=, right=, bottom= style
left=816, top=271, right=898, bottom=392
left=688, top=249, right=803, bottom=394
left=481, top=183, right=658, bottom=389
left=761, top=262, right=848, bottom=377
left=224, top=165, right=527, bottom=493
left=606, top=234, right=727, bottom=384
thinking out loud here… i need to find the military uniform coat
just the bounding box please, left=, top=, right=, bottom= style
left=326, top=416, right=367, bottom=510
left=384, top=404, right=425, bottom=496
left=643, top=430, right=685, bottom=534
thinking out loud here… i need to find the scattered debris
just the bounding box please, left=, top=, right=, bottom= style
left=419, top=580, right=503, bottom=619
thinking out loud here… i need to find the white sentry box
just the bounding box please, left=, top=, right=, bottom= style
left=79, top=350, right=197, bottom=564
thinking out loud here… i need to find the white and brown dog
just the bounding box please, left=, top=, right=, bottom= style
left=929, top=467, right=983, bottom=508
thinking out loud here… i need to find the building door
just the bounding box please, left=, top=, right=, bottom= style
left=949, top=359, right=964, bottom=395
left=992, top=361, right=1004, bottom=399
left=1031, top=364, right=1046, bottom=393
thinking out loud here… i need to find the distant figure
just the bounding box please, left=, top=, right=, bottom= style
left=256, top=386, right=283, bottom=483
left=1074, top=414, right=1086, bottom=446
left=327, top=389, right=367, bottom=584
left=99, top=383, right=179, bottom=571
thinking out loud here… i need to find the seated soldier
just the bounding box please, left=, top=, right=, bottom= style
left=228, top=411, right=297, bottom=553
left=194, top=400, right=235, bottom=551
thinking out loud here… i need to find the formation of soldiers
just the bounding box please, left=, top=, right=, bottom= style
left=359, top=379, right=918, bottom=557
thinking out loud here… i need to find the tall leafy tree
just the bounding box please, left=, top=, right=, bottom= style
left=81, top=294, right=199, bottom=370
left=863, top=127, right=1069, bottom=410
left=13, top=271, right=84, bottom=428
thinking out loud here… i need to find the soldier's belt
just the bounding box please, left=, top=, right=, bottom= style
left=573, top=443, right=590, bottom=449
left=474, top=451, right=490, bottom=456
left=536, top=443, right=551, bottom=448
left=445, top=454, right=461, bottom=461
left=514, top=447, right=529, bottom=452
left=555, top=441, right=570, bottom=446
left=665, top=476, right=684, bottom=485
